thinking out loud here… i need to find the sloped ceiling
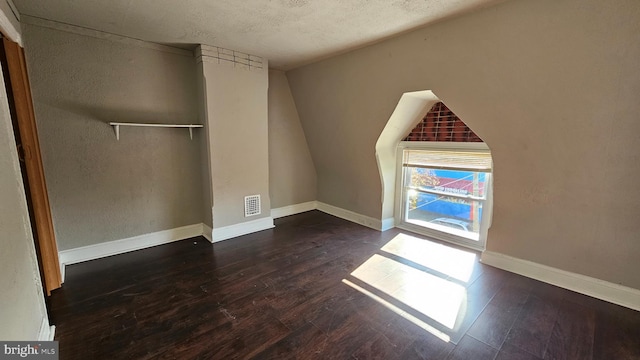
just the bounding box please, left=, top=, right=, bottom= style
left=12, top=0, right=505, bottom=69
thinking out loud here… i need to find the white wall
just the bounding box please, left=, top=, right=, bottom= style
left=0, top=29, right=49, bottom=339
left=197, top=46, right=272, bottom=229
left=288, top=0, right=640, bottom=289
left=375, top=91, right=439, bottom=221
left=268, top=70, right=316, bottom=208
left=22, top=20, right=205, bottom=250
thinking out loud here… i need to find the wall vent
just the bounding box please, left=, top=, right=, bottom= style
left=244, top=195, right=261, bottom=217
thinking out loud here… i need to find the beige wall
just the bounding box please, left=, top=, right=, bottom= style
left=268, top=70, right=316, bottom=208
left=22, top=23, right=205, bottom=250
left=288, top=0, right=640, bottom=289
left=0, top=49, right=49, bottom=339
left=198, top=52, right=271, bottom=228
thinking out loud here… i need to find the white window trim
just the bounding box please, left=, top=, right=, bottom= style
left=394, top=141, right=493, bottom=251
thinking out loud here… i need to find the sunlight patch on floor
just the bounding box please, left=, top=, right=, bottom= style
left=381, top=233, right=477, bottom=282
left=344, top=233, right=480, bottom=340
left=342, top=278, right=451, bottom=343
left=350, top=253, right=466, bottom=329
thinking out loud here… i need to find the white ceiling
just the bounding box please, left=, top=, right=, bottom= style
left=12, top=0, right=505, bottom=69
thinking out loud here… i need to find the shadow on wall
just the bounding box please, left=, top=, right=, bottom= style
left=375, top=90, right=441, bottom=223
left=43, top=99, right=192, bottom=125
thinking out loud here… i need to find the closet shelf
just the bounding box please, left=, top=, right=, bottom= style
left=109, top=122, right=204, bottom=140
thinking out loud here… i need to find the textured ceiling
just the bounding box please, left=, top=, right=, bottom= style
left=12, top=0, right=504, bottom=69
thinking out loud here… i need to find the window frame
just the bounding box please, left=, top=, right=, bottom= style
left=395, top=141, right=493, bottom=251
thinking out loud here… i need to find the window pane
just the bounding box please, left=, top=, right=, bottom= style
left=406, top=191, right=483, bottom=240
left=406, top=167, right=488, bottom=200
left=405, top=166, right=487, bottom=241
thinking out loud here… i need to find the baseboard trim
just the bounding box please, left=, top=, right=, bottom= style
left=60, top=262, right=65, bottom=284
left=58, top=219, right=275, bottom=279
left=481, top=251, right=640, bottom=311
left=38, top=318, right=55, bottom=341
left=270, top=201, right=396, bottom=232
left=212, top=217, right=275, bottom=243
left=316, top=202, right=386, bottom=231
left=202, top=224, right=213, bottom=243
left=59, top=223, right=204, bottom=276
left=57, top=204, right=390, bottom=278
left=271, top=201, right=317, bottom=219
left=381, top=217, right=396, bottom=231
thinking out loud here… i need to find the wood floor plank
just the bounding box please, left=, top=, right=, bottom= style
left=543, top=300, right=595, bottom=360
left=48, top=211, right=640, bottom=360
left=466, top=273, right=532, bottom=348
left=446, top=335, right=498, bottom=360
left=447, top=265, right=511, bottom=343
left=351, top=333, right=402, bottom=360
left=592, top=305, right=640, bottom=360
left=503, top=291, right=563, bottom=358
left=351, top=298, right=427, bottom=355
left=252, top=322, right=329, bottom=360
left=496, top=343, right=543, bottom=360
left=311, top=313, right=379, bottom=359
left=398, top=333, right=455, bottom=360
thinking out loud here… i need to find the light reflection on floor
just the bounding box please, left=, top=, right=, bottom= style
left=381, top=233, right=476, bottom=282
left=345, top=233, right=478, bottom=341
left=342, top=278, right=451, bottom=343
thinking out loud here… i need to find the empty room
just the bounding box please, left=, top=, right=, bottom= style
left=1, top=0, right=639, bottom=359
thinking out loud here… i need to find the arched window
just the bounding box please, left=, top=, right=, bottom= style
left=397, top=102, right=492, bottom=250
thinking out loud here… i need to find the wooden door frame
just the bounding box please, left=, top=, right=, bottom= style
left=1, top=36, right=62, bottom=294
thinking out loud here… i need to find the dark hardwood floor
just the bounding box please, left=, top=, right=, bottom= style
left=49, top=211, right=640, bottom=359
